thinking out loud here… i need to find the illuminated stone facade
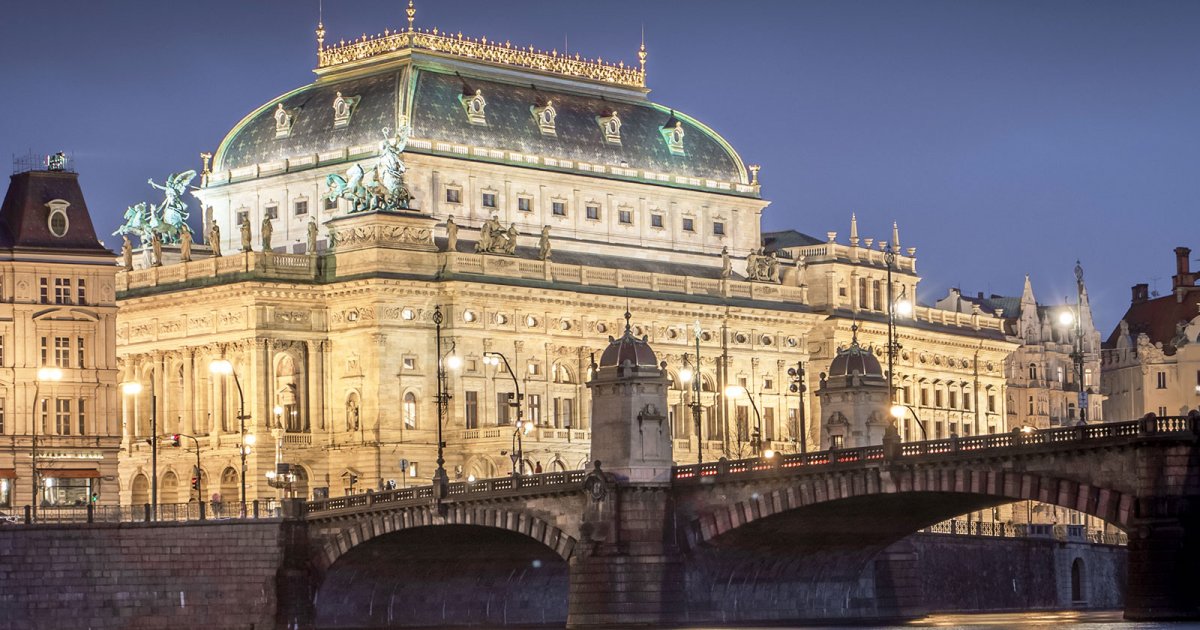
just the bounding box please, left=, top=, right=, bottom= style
left=0, top=167, right=121, bottom=510
left=114, top=19, right=1016, bottom=503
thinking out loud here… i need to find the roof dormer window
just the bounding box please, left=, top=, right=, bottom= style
left=660, top=112, right=685, bottom=156
left=332, top=92, right=360, bottom=128
left=274, top=103, right=296, bottom=139
left=598, top=111, right=621, bottom=144
left=460, top=89, right=487, bottom=126
left=531, top=100, right=556, bottom=136
left=46, top=199, right=69, bottom=238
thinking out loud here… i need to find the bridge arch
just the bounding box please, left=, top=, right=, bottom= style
left=683, top=466, right=1133, bottom=551
left=311, top=503, right=578, bottom=572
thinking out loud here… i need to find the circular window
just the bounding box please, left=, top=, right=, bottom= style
left=634, top=326, right=644, bottom=336
left=666, top=328, right=678, bottom=339
left=49, top=211, right=68, bottom=237
left=525, top=315, right=538, bottom=327
left=934, top=356, right=942, bottom=366
left=701, top=331, right=712, bottom=342
left=786, top=336, right=799, bottom=348
left=400, top=308, right=415, bottom=321
left=495, top=313, right=508, bottom=325
left=463, top=310, right=477, bottom=323
left=919, top=354, right=928, bottom=364
left=560, top=320, right=571, bottom=331
left=734, top=333, right=748, bottom=344
left=987, top=362, right=995, bottom=372
left=597, top=323, right=608, bottom=333
left=761, top=335, right=774, bottom=346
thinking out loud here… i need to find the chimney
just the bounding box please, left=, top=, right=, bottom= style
left=977, top=292, right=984, bottom=299
left=1173, top=246, right=1196, bottom=289
left=1132, top=283, right=1149, bottom=304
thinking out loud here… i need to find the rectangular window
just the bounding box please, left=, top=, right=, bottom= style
left=54, top=278, right=70, bottom=305
left=1159, top=406, right=1168, bottom=417
left=764, top=407, right=775, bottom=441
left=935, top=390, right=944, bottom=408
left=735, top=406, right=749, bottom=443
left=830, top=435, right=844, bottom=449
left=265, top=205, right=278, bottom=220
left=934, top=421, right=944, bottom=439
left=496, top=393, right=512, bottom=425
left=713, top=221, right=725, bottom=236
left=55, top=398, right=72, bottom=435
left=949, top=390, right=958, bottom=409
left=77, top=398, right=86, bottom=435
left=40, top=337, right=48, bottom=366
left=585, top=205, right=600, bottom=220
left=1157, top=371, right=1167, bottom=389
left=39, top=278, right=48, bottom=304
left=294, top=200, right=308, bottom=216
left=76, top=278, right=86, bottom=305
left=988, top=393, right=997, bottom=413
left=618, top=209, right=632, bottom=224
left=1068, top=403, right=1076, bottom=420
left=445, top=188, right=461, bottom=204
left=464, top=391, right=479, bottom=429
left=650, top=213, right=664, bottom=228
left=482, top=192, right=497, bottom=208
left=236, top=210, right=249, bottom=226
left=1085, top=368, right=1093, bottom=388
left=77, top=337, right=85, bottom=369
left=324, top=197, right=338, bottom=211
left=560, top=398, right=574, bottom=429
left=402, top=357, right=415, bottom=370
left=529, top=394, right=542, bottom=424
left=518, top=196, right=532, bottom=212
left=54, top=337, right=71, bottom=368
left=964, top=393, right=972, bottom=411
left=1028, top=395, right=1035, bottom=415
left=763, top=378, right=774, bottom=391
left=0, top=398, right=5, bottom=435
left=682, top=217, right=695, bottom=232
left=552, top=201, right=566, bottom=216
left=0, top=335, right=5, bottom=367
left=920, top=388, right=929, bottom=407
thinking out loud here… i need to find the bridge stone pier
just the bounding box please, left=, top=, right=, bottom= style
left=291, top=325, right=1200, bottom=628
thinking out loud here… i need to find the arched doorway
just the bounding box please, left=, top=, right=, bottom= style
left=160, top=471, right=180, bottom=504
left=1071, top=557, right=1086, bottom=604
left=291, top=465, right=310, bottom=501
left=218, top=467, right=239, bottom=504
left=130, top=473, right=149, bottom=506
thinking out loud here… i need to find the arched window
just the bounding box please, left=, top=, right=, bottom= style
left=551, top=362, right=574, bottom=384
left=1071, top=558, right=1085, bottom=603
left=161, top=471, right=180, bottom=505
left=1028, top=363, right=1038, bottom=380
left=403, top=392, right=417, bottom=429
left=131, top=473, right=149, bottom=506
left=219, top=467, right=239, bottom=504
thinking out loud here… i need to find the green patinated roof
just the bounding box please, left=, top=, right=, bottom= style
left=213, top=63, right=749, bottom=187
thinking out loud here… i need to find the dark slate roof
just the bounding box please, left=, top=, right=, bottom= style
left=599, top=322, right=659, bottom=369
left=214, top=65, right=746, bottom=184
left=438, top=235, right=725, bottom=279
left=0, top=170, right=110, bottom=253
left=1105, top=291, right=1200, bottom=352
left=955, top=293, right=1022, bottom=319
left=829, top=338, right=883, bottom=377
left=762, top=229, right=824, bottom=252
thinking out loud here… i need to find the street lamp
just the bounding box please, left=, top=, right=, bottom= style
left=884, top=244, right=912, bottom=419
left=265, top=406, right=295, bottom=501
left=31, top=367, right=63, bottom=519
left=483, top=352, right=525, bottom=476
left=119, top=379, right=159, bottom=517
left=725, top=385, right=765, bottom=458
left=1059, top=262, right=1089, bottom=425
left=787, top=362, right=807, bottom=455
left=890, top=403, right=928, bottom=440
left=685, top=320, right=704, bottom=465
left=209, top=359, right=251, bottom=510
left=170, top=433, right=203, bottom=502
left=433, top=306, right=461, bottom=499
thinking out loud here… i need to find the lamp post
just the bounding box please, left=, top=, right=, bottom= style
left=680, top=355, right=703, bottom=465
left=890, top=403, right=928, bottom=440
left=787, top=362, right=807, bottom=454
left=432, top=306, right=461, bottom=498
left=31, top=367, right=63, bottom=519
left=483, top=352, right=525, bottom=476
left=884, top=244, right=913, bottom=419
left=688, top=321, right=704, bottom=465
left=1072, top=262, right=1087, bottom=424
left=209, top=359, right=252, bottom=510
left=725, top=385, right=766, bottom=458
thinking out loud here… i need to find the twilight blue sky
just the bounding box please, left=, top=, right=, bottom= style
left=2, top=0, right=1197, bottom=333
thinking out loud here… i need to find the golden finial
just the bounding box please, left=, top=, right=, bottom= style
left=407, top=0, right=415, bottom=31
left=749, top=164, right=760, bottom=186
left=638, top=25, right=647, bottom=73
left=200, top=152, right=213, bottom=175
left=316, top=21, right=325, bottom=52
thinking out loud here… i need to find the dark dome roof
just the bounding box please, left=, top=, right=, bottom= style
left=212, top=64, right=749, bottom=187
left=599, top=315, right=658, bottom=369
left=828, top=335, right=883, bottom=377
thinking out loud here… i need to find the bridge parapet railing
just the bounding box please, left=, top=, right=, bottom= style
left=304, top=470, right=588, bottom=516
left=921, top=518, right=1128, bottom=546
left=3, top=501, right=279, bottom=525
left=672, top=416, right=1198, bottom=482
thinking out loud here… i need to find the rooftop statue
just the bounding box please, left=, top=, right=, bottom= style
left=476, top=214, right=517, bottom=255
left=113, top=170, right=196, bottom=245
left=326, top=126, right=412, bottom=213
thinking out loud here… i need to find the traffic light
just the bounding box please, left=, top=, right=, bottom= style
left=170, top=434, right=181, bottom=447
left=191, top=466, right=201, bottom=492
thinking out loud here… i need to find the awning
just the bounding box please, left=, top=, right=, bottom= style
left=0, top=468, right=15, bottom=479
left=41, top=468, right=99, bottom=479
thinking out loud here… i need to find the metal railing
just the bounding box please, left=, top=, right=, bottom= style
left=2, top=501, right=280, bottom=525
left=921, top=518, right=1128, bottom=546
left=305, top=470, right=587, bottom=516
left=672, top=416, right=1198, bottom=482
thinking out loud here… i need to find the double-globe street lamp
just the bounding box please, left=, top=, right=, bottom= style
left=208, top=359, right=254, bottom=511
left=432, top=306, right=462, bottom=499
left=786, top=362, right=807, bottom=454
left=31, top=367, right=62, bottom=519
left=725, top=385, right=773, bottom=459
left=483, top=351, right=527, bottom=476
left=679, top=320, right=704, bottom=465
left=884, top=243, right=914, bottom=438
left=1057, top=262, right=1089, bottom=425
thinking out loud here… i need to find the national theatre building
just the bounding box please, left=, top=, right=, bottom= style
left=114, top=10, right=1017, bottom=504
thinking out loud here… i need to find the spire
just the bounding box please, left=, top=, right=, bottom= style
left=624, top=299, right=632, bottom=335
left=1021, top=274, right=1035, bottom=303
left=638, top=26, right=647, bottom=73
left=316, top=0, right=326, bottom=53
left=892, top=221, right=900, bottom=252
left=407, top=0, right=416, bottom=31
left=849, top=213, right=859, bottom=247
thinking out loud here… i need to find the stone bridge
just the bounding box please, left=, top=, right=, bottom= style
left=291, top=415, right=1200, bottom=628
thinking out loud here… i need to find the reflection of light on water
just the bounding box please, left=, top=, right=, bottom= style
left=903, top=610, right=1175, bottom=629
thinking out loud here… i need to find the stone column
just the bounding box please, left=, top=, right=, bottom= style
left=307, top=340, right=326, bottom=433
left=183, top=348, right=195, bottom=435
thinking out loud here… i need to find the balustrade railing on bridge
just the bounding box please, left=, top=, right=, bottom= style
left=304, top=469, right=587, bottom=515
left=920, top=517, right=1128, bottom=546
left=672, top=415, right=1199, bottom=482
left=4, top=500, right=280, bottom=525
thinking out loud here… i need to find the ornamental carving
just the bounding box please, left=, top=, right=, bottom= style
left=189, top=315, right=212, bottom=330
left=330, top=224, right=432, bottom=249
left=218, top=311, right=244, bottom=328
left=332, top=306, right=375, bottom=324
left=130, top=323, right=153, bottom=340
left=274, top=310, right=311, bottom=325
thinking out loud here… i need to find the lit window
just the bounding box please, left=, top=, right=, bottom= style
left=682, top=218, right=694, bottom=232
left=294, top=200, right=308, bottom=216
left=445, top=188, right=461, bottom=204
left=585, top=205, right=600, bottom=220
left=482, top=193, right=497, bottom=208
left=55, top=398, right=72, bottom=435
left=552, top=201, right=566, bottom=216
left=77, top=337, right=85, bottom=368
left=618, top=210, right=632, bottom=225
left=518, top=197, right=532, bottom=212
left=713, top=221, right=725, bottom=236
left=651, top=214, right=663, bottom=228
left=403, top=392, right=417, bottom=429
left=54, top=336, right=71, bottom=368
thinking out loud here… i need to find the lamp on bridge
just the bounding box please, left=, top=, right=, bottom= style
left=209, top=359, right=252, bottom=511
left=725, top=385, right=766, bottom=458
left=483, top=351, right=525, bottom=476
left=787, top=362, right=808, bottom=455
left=884, top=242, right=913, bottom=438
left=1057, top=262, right=1089, bottom=425
left=433, top=306, right=462, bottom=500
left=889, top=403, right=928, bottom=440
left=681, top=320, right=704, bottom=465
